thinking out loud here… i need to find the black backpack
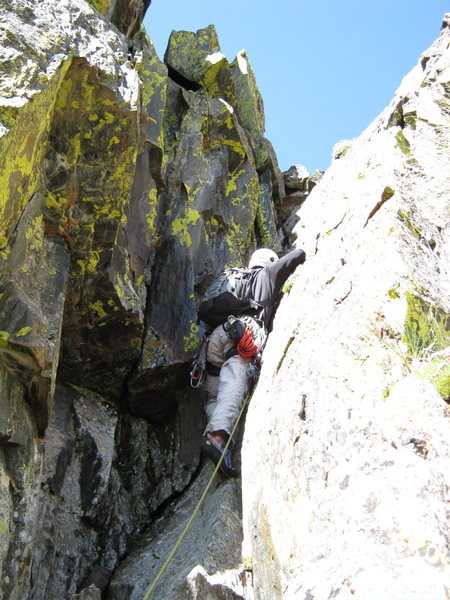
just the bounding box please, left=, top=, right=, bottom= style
left=198, top=267, right=261, bottom=327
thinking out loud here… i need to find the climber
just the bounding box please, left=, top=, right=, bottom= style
left=199, top=246, right=306, bottom=477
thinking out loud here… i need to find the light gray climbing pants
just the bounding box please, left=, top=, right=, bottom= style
left=204, top=323, right=250, bottom=436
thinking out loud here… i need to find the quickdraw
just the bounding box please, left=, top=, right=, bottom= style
left=189, top=362, right=205, bottom=388
left=189, top=333, right=209, bottom=388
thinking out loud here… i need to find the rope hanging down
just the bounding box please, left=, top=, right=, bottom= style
left=141, top=391, right=251, bottom=600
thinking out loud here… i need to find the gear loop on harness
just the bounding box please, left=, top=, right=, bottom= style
left=190, top=316, right=266, bottom=388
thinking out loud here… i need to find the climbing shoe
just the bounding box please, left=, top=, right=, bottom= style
left=199, top=434, right=237, bottom=478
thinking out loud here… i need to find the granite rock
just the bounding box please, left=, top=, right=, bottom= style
left=242, top=17, right=450, bottom=600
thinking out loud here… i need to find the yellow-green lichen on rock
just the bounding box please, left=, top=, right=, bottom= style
left=403, top=291, right=450, bottom=358
left=0, top=58, right=72, bottom=259
left=397, top=208, right=422, bottom=239
left=0, top=0, right=289, bottom=592
left=200, top=54, right=236, bottom=105
left=145, top=187, right=160, bottom=242
left=43, top=60, right=137, bottom=249
left=171, top=208, right=201, bottom=247
left=183, top=319, right=201, bottom=354
left=164, top=25, right=221, bottom=84
left=85, top=0, right=111, bottom=16
left=169, top=90, right=257, bottom=234
left=85, top=0, right=150, bottom=38
left=229, top=50, right=275, bottom=170
left=164, top=24, right=237, bottom=104
left=0, top=163, right=71, bottom=404
left=255, top=168, right=282, bottom=250
left=403, top=293, right=450, bottom=401
left=135, top=30, right=168, bottom=149
left=224, top=217, right=249, bottom=266
left=416, top=354, right=450, bottom=400
left=395, top=129, right=412, bottom=155
left=225, top=163, right=258, bottom=211
left=229, top=50, right=265, bottom=137
left=40, top=58, right=145, bottom=398
left=214, top=49, right=285, bottom=208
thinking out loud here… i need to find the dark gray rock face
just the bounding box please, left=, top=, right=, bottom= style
left=0, top=0, right=281, bottom=598
left=107, top=467, right=247, bottom=599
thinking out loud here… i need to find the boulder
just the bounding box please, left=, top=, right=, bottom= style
left=282, top=164, right=324, bottom=195
left=280, top=167, right=324, bottom=244
left=282, top=164, right=309, bottom=189
left=164, top=25, right=236, bottom=105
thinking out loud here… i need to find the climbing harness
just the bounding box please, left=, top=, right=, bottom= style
left=141, top=389, right=251, bottom=600
left=224, top=315, right=266, bottom=361
left=190, top=317, right=263, bottom=387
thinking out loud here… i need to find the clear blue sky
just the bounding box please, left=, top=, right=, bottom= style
left=143, top=1, right=448, bottom=174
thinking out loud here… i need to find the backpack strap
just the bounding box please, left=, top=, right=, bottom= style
left=205, top=361, right=222, bottom=376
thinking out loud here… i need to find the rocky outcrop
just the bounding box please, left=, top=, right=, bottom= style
left=86, top=0, right=152, bottom=37
left=107, top=466, right=250, bottom=600
left=242, top=15, right=450, bottom=600
left=280, top=165, right=324, bottom=247
left=0, top=1, right=283, bottom=598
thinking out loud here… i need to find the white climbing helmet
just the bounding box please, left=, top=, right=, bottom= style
left=248, top=248, right=279, bottom=269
